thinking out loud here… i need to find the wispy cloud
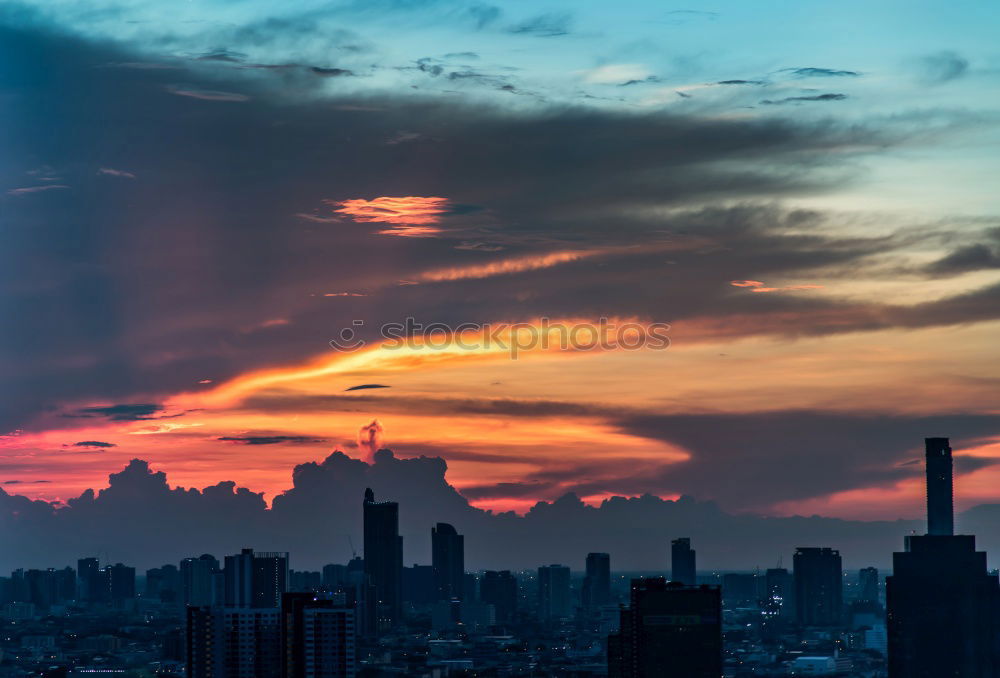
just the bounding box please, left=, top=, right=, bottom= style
left=217, top=434, right=327, bottom=445
left=914, top=50, right=969, bottom=85
left=98, top=167, right=136, bottom=179
left=782, top=67, right=860, bottom=78
left=165, top=85, right=250, bottom=102
left=730, top=280, right=824, bottom=293
left=762, top=93, right=847, bottom=105
left=7, top=185, right=69, bottom=196
left=420, top=250, right=596, bottom=282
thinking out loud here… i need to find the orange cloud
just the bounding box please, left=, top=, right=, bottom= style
left=329, top=196, right=449, bottom=236
left=420, top=250, right=593, bottom=282
left=730, top=280, right=824, bottom=293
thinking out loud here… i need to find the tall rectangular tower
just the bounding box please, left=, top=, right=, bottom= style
left=887, top=437, right=1000, bottom=677
left=793, top=547, right=843, bottom=627
left=583, top=552, right=611, bottom=609
left=924, top=437, right=953, bottom=536
left=431, top=523, right=464, bottom=601
left=363, top=488, right=402, bottom=630
left=671, top=538, right=696, bottom=586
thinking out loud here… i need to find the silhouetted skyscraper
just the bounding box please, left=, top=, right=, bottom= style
left=887, top=437, right=1000, bottom=677
left=187, top=605, right=282, bottom=678
left=363, top=488, right=402, bottom=629
left=793, top=547, right=842, bottom=627
left=857, top=567, right=880, bottom=607
left=104, top=563, right=135, bottom=602
left=583, top=552, right=611, bottom=609
left=225, top=549, right=288, bottom=609
left=925, top=437, right=953, bottom=536
left=182, top=556, right=218, bottom=606
left=480, top=570, right=517, bottom=624
left=431, top=523, right=464, bottom=601
left=609, top=578, right=722, bottom=678
left=281, top=592, right=356, bottom=678
left=671, top=538, right=696, bottom=586
left=538, top=564, right=571, bottom=623
left=402, top=564, right=436, bottom=606
left=77, top=557, right=99, bottom=602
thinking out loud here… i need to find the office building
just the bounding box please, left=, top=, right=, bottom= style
left=722, top=572, right=757, bottom=608
left=402, top=564, right=436, bottom=606
left=609, top=578, right=722, bottom=678
left=582, top=552, right=611, bottom=609
left=187, top=605, right=282, bottom=678
left=104, top=563, right=136, bottom=602
left=538, top=564, right=571, bottom=622
left=77, top=557, right=100, bottom=602
left=183, top=555, right=219, bottom=606
left=856, top=567, right=880, bottom=611
left=281, top=592, right=356, bottom=678
left=671, top=538, right=696, bottom=586
left=224, top=549, right=288, bottom=609
left=886, top=437, right=1000, bottom=677
left=363, top=488, right=403, bottom=629
left=794, top=547, right=842, bottom=627
left=480, top=570, right=517, bottom=624
left=431, top=523, right=464, bottom=601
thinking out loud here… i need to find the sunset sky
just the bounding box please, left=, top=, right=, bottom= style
left=3, top=0, right=1000, bottom=524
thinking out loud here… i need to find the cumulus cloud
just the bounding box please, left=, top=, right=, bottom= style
left=1, top=450, right=999, bottom=572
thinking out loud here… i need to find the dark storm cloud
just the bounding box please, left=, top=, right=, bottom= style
left=67, top=404, right=164, bottom=421
left=925, top=229, right=1000, bottom=274
left=238, top=393, right=615, bottom=419
left=915, top=50, right=969, bottom=84
left=217, top=434, right=328, bottom=445
left=927, top=243, right=1000, bottom=274
left=0, top=18, right=994, bottom=435
left=613, top=411, right=1000, bottom=510
left=72, top=440, right=117, bottom=448
left=2, top=450, right=1000, bottom=572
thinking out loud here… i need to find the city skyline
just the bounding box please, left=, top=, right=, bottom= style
left=0, top=436, right=995, bottom=674
left=4, top=444, right=1000, bottom=574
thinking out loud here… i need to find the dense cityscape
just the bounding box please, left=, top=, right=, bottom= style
left=0, top=438, right=992, bottom=677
